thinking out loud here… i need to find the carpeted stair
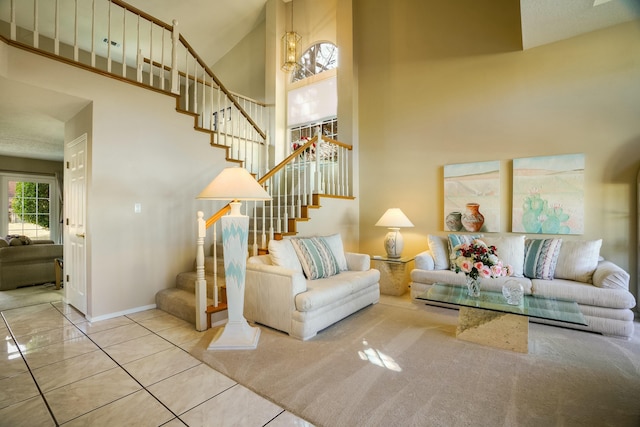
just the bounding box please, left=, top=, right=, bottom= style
left=155, top=249, right=227, bottom=326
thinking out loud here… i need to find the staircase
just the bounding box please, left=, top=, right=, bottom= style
left=2, top=0, right=355, bottom=330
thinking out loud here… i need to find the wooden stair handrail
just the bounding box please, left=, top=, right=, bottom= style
left=203, top=135, right=353, bottom=230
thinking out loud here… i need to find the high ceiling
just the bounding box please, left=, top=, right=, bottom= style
left=1, top=0, right=639, bottom=162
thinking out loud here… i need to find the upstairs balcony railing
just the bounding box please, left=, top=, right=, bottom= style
left=0, top=0, right=268, bottom=175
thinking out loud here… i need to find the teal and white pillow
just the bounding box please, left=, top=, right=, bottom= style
left=290, top=237, right=340, bottom=280
left=523, top=238, right=562, bottom=280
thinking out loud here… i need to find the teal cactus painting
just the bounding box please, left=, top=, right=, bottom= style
left=513, top=154, right=584, bottom=235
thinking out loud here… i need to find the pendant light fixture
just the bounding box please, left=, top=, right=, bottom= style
left=281, top=0, right=301, bottom=72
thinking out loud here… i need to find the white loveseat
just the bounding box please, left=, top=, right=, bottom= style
left=245, top=234, right=380, bottom=340
left=410, top=234, right=637, bottom=339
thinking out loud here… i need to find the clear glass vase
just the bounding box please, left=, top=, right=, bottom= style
left=466, top=275, right=481, bottom=298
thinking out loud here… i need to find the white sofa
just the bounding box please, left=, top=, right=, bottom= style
left=245, top=234, right=380, bottom=340
left=410, top=234, right=637, bottom=339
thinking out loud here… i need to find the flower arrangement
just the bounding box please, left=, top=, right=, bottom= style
left=452, top=239, right=512, bottom=280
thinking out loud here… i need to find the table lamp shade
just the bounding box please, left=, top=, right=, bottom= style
left=197, top=167, right=270, bottom=201
left=375, top=208, right=414, bottom=228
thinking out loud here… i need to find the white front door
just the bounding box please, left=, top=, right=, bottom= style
left=64, top=134, right=88, bottom=314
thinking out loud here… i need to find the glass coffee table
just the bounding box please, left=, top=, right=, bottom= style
left=416, top=283, right=587, bottom=353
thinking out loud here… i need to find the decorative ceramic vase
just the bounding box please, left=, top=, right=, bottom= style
left=461, top=203, right=485, bottom=232
left=466, top=275, right=481, bottom=298
left=445, top=212, right=463, bottom=231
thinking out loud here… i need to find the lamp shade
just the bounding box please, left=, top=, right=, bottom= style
left=375, top=208, right=414, bottom=228
left=197, top=167, right=271, bottom=201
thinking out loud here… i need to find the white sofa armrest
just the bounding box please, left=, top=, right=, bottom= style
left=346, top=252, right=370, bottom=271
left=245, top=260, right=308, bottom=334
left=414, top=250, right=436, bottom=271
left=592, top=260, right=630, bottom=291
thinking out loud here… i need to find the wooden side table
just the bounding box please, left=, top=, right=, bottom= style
left=371, top=256, right=415, bottom=296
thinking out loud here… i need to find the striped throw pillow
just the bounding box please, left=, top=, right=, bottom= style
left=523, top=238, right=563, bottom=280
left=290, top=237, right=340, bottom=280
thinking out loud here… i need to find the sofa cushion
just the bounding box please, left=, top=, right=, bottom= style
left=427, top=235, right=449, bottom=270
left=322, top=234, right=348, bottom=271
left=523, top=238, right=562, bottom=280
left=268, top=239, right=303, bottom=274
left=482, top=235, right=526, bottom=278
left=554, top=239, right=602, bottom=284
left=291, top=237, right=340, bottom=280
left=531, top=278, right=636, bottom=309
left=448, top=234, right=481, bottom=271
left=295, top=269, right=380, bottom=312
left=0, top=238, right=8, bottom=248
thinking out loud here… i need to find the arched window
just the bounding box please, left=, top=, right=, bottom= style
left=291, top=42, right=338, bottom=83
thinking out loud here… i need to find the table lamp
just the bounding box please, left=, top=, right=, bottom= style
left=375, top=208, right=414, bottom=258
left=197, top=167, right=271, bottom=350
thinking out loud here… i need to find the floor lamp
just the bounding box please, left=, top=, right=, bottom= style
left=197, top=167, right=271, bottom=350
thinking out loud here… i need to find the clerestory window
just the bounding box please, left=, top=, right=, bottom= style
left=291, top=42, right=338, bottom=83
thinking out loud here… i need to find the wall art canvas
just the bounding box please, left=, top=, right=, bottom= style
left=444, top=161, right=500, bottom=233
left=512, top=153, right=584, bottom=235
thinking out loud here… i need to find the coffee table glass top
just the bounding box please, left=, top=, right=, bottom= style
left=416, top=283, right=587, bottom=326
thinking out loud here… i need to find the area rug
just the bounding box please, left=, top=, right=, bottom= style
left=190, top=301, right=640, bottom=427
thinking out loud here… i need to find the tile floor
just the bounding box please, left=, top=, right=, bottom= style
left=0, top=301, right=312, bottom=426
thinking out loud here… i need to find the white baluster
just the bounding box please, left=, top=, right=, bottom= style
left=107, top=0, right=111, bottom=72
left=33, top=0, right=38, bottom=48
left=195, top=211, right=207, bottom=331
left=149, top=23, right=154, bottom=87
left=54, top=0, right=59, bottom=55
left=121, top=9, right=126, bottom=77
left=136, top=49, right=143, bottom=82
left=10, top=0, right=16, bottom=40
left=91, top=0, right=95, bottom=67
left=170, top=20, right=179, bottom=95
left=73, top=0, right=78, bottom=61
left=160, top=27, right=165, bottom=90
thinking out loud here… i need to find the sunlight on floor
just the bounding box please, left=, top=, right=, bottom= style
left=358, top=339, right=402, bottom=372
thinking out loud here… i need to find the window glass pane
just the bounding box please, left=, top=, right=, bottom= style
left=8, top=180, right=51, bottom=239
left=291, top=42, right=338, bottom=83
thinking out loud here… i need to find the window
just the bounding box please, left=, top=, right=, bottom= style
left=290, top=117, right=338, bottom=144
left=1, top=174, right=59, bottom=241
left=291, top=42, right=338, bottom=83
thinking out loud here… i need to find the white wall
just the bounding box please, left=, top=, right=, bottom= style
left=3, top=44, right=231, bottom=319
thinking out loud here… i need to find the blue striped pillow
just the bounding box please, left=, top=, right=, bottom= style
left=290, top=237, right=340, bottom=280
left=523, top=239, right=563, bottom=280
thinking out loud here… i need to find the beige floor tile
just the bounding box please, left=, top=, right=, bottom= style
left=14, top=324, right=85, bottom=351
left=0, top=348, right=29, bottom=380
left=155, top=324, right=207, bottom=346
left=102, top=333, right=174, bottom=365
left=44, top=367, right=141, bottom=424
left=126, top=308, right=168, bottom=322
left=138, top=313, right=192, bottom=332
left=74, top=315, right=134, bottom=335
left=63, top=389, right=176, bottom=427
left=22, top=336, right=99, bottom=370
left=122, top=346, right=202, bottom=387
left=2, top=303, right=59, bottom=321
left=0, top=370, right=40, bottom=409
left=267, top=411, right=315, bottom=426
left=87, top=322, right=150, bottom=348
left=162, top=418, right=187, bottom=427
left=6, top=314, right=73, bottom=339
left=148, top=363, right=236, bottom=415
left=31, top=349, right=117, bottom=392
left=180, top=384, right=283, bottom=427
left=0, top=395, right=55, bottom=427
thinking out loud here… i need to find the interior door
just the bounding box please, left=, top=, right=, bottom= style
left=64, top=134, right=88, bottom=314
